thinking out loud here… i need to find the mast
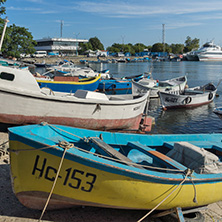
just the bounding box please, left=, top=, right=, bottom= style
left=162, top=24, right=165, bottom=55
left=0, top=17, right=9, bottom=52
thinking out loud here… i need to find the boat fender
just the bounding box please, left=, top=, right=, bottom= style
left=112, top=84, right=116, bottom=88
left=208, top=92, right=213, bottom=100
left=183, top=96, right=192, bottom=104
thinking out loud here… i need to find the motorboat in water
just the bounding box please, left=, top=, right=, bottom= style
left=186, top=41, right=222, bottom=61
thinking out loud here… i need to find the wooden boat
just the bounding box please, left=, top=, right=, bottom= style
left=0, top=65, right=149, bottom=131
left=36, top=75, right=101, bottom=93
left=97, top=74, right=145, bottom=95
left=9, top=123, right=222, bottom=211
left=46, top=60, right=110, bottom=79
left=159, top=82, right=217, bottom=110
left=213, top=107, right=222, bottom=120
left=132, top=76, right=187, bottom=98
left=98, top=78, right=132, bottom=95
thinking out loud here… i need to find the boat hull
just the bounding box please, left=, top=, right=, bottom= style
left=9, top=136, right=222, bottom=211
left=37, top=76, right=100, bottom=93
left=0, top=89, right=146, bottom=130
left=98, top=79, right=132, bottom=95
left=133, top=76, right=187, bottom=98
left=159, top=90, right=216, bottom=109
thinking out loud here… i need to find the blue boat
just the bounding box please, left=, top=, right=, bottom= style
left=98, top=74, right=145, bottom=95
left=36, top=75, right=101, bottom=93
left=8, top=123, right=222, bottom=213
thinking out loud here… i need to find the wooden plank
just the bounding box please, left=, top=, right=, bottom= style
left=128, top=141, right=187, bottom=171
left=175, top=207, right=185, bottom=222
left=89, top=137, right=141, bottom=168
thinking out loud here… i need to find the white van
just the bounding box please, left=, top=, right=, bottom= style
left=32, top=51, right=47, bottom=58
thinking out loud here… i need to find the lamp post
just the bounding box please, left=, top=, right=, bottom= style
left=0, top=17, right=9, bottom=52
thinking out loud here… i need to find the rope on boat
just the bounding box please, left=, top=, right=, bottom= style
left=42, top=122, right=83, bottom=140
left=137, top=169, right=193, bottom=222
left=39, top=141, right=73, bottom=222
left=8, top=122, right=185, bottom=173
left=40, top=122, right=186, bottom=173
left=189, top=174, right=198, bottom=203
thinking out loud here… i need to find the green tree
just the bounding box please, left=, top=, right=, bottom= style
left=106, top=43, right=122, bottom=53
left=0, top=0, right=36, bottom=58
left=170, top=44, right=184, bottom=54
left=133, top=43, right=147, bottom=53
left=79, top=42, right=93, bottom=54
left=89, top=37, right=104, bottom=51
left=184, top=36, right=199, bottom=53
left=151, top=43, right=164, bottom=52
left=1, top=24, right=36, bottom=58
left=0, top=0, right=6, bottom=21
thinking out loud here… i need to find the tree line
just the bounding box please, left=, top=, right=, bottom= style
left=80, top=36, right=200, bottom=55
left=0, top=0, right=200, bottom=58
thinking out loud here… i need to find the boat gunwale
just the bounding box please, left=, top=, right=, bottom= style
left=0, top=88, right=149, bottom=106
left=8, top=124, right=222, bottom=184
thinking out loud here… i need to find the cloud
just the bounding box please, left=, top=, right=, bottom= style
left=7, top=6, right=41, bottom=11
left=73, top=0, right=222, bottom=18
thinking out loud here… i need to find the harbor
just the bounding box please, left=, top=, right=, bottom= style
left=0, top=59, right=222, bottom=221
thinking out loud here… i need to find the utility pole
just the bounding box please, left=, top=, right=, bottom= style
left=60, top=20, right=63, bottom=38
left=0, top=17, right=9, bottom=52
left=162, top=24, right=165, bottom=56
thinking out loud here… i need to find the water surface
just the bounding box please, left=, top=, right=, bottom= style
left=90, top=61, right=222, bottom=134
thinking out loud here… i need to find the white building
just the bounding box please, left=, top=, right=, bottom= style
left=34, top=37, right=88, bottom=56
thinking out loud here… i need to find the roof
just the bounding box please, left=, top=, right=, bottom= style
left=35, top=37, right=88, bottom=43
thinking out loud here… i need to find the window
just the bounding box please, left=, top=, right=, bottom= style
left=0, top=72, right=15, bottom=81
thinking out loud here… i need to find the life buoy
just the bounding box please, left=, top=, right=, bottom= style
left=208, top=92, right=213, bottom=100
left=183, top=96, right=192, bottom=104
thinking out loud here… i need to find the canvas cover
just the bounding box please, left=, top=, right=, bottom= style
left=166, top=142, right=222, bottom=174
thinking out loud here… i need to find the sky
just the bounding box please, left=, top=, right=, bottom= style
left=4, top=0, right=222, bottom=48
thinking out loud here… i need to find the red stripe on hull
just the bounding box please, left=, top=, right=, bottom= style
left=164, top=100, right=213, bottom=109
left=0, top=113, right=143, bottom=131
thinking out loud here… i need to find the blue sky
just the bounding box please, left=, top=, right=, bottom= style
left=4, top=0, right=222, bottom=48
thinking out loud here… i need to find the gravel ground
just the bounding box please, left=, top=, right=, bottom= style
left=0, top=125, right=222, bottom=222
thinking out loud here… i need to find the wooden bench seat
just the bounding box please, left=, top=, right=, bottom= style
left=128, top=141, right=187, bottom=171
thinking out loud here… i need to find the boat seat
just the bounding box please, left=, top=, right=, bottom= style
left=89, top=137, right=142, bottom=168
left=127, top=141, right=187, bottom=171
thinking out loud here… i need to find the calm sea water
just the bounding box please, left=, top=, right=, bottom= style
left=88, top=61, right=222, bottom=134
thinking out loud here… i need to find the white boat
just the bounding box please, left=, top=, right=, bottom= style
left=132, top=76, right=187, bottom=98
left=213, top=107, right=222, bottom=120
left=46, top=60, right=110, bottom=79
left=186, top=41, right=222, bottom=61
left=0, top=66, right=150, bottom=131
left=159, top=83, right=217, bottom=110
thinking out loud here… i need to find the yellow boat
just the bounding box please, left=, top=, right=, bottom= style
left=9, top=123, right=222, bottom=211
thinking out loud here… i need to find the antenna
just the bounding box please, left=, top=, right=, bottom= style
left=60, top=20, right=64, bottom=38
left=162, top=24, right=165, bottom=54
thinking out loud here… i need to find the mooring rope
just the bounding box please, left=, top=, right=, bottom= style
left=137, top=169, right=192, bottom=222
left=39, top=141, right=73, bottom=222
